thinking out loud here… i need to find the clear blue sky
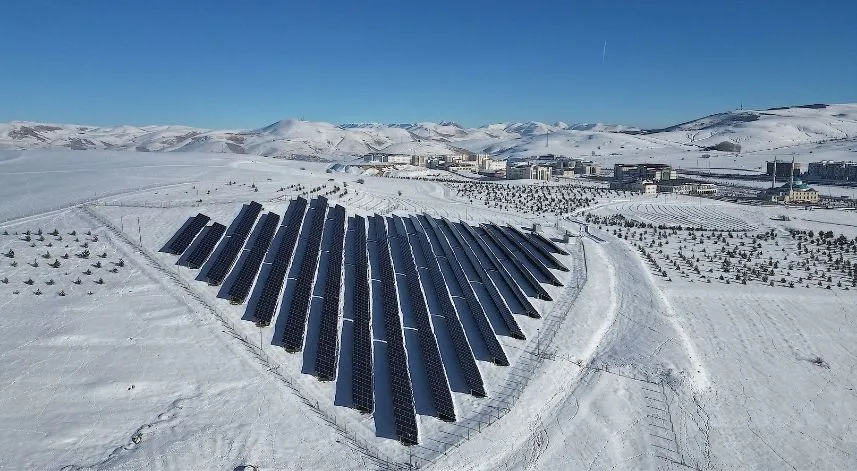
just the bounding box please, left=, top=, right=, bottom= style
left=1, top=0, right=855, bottom=129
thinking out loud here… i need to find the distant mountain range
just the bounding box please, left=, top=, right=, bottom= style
left=1, top=103, right=855, bottom=160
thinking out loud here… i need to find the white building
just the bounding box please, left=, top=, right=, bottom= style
left=507, top=161, right=552, bottom=181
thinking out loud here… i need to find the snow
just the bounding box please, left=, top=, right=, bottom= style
left=1, top=117, right=856, bottom=470
left=376, top=140, right=459, bottom=156
left=3, top=105, right=856, bottom=173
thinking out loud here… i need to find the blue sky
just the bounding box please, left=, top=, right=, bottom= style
left=1, top=0, right=855, bottom=129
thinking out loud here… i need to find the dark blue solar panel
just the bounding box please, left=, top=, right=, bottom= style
left=204, top=201, right=263, bottom=285
left=349, top=215, right=374, bottom=412
left=419, top=215, right=509, bottom=366
left=185, top=222, right=226, bottom=269
left=251, top=197, right=307, bottom=326
left=373, top=216, right=419, bottom=445
left=281, top=197, right=328, bottom=352
left=227, top=212, right=280, bottom=304
left=314, top=205, right=346, bottom=381
left=167, top=213, right=210, bottom=255
left=459, top=222, right=539, bottom=318
left=409, top=216, right=485, bottom=397
left=529, top=230, right=569, bottom=255
left=494, top=224, right=563, bottom=287
left=508, top=225, right=568, bottom=271
left=392, top=216, right=456, bottom=422
left=479, top=224, right=552, bottom=301
left=441, top=219, right=525, bottom=340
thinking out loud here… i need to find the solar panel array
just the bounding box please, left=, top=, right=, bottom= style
left=166, top=213, right=210, bottom=255
left=409, top=216, right=486, bottom=397
left=185, top=222, right=226, bottom=269
left=493, top=224, right=563, bottom=287
left=372, top=216, right=419, bottom=445
left=227, top=212, right=280, bottom=304
left=479, top=224, right=552, bottom=301
left=441, top=219, right=525, bottom=340
left=162, top=198, right=579, bottom=447
left=204, top=202, right=263, bottom=285
left=349, top=215, right=374, bottom=412
left=393, top=216, right=456, bottom=422
left=507, top=225, right=569, bottom=272
left=420, top=215, right=509, bottom=366
left=281, top=197, right=328, bottom=352
left=529, top=230, right=569, bottom=255
left=314, top=205, right=346, bottom=381
left=459, top=222, right=539, bottom=319
left=251, top=197, right=307, bottom=326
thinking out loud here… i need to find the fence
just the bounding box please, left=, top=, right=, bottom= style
left=81, top=203, right=594, bottom=469
left=0, top=182, right=195, bottom=225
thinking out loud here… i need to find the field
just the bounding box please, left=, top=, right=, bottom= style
left=1, top=149, right=855, bottom=470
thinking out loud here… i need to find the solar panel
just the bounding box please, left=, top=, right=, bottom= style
left=250, top=197, right=308, bottom=326
left=374, top=216, right=419, bottom=445
left=419, top=215, right=509, bottom=366
left=167, top=213, right=210, bottom=255
left=409, top=216, right=485, bottom=397
left=226, top=212, right=280, bottom=304
left=281, top=197, right=328, bottom=352
left=314, top=205, right=346, bottom=381
left=529, top=230, right=569, bottom=255
left=459, top=222, right=539, bottom=319
left=440, top=219, right=525, bottom=340
left=392, top=216, right=456, bottom=422
left=494, top=224, right=563, bottom=287
left=185, top=222, right=226, bottom=269
left=507, top=225, right=568, bottom=271
left=349, top=215, right=374, bottom=412
left=479, top=224, right=552, bottom=301
left=204, top=201, right=263, bottom=285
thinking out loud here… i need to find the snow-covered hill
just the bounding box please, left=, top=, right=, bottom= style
left=647, top=103, right=857, bottom=152
left=1, top=103, right=855, bottom=160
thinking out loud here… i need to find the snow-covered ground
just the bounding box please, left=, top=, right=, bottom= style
left=1, top=148, right=855, bottom=470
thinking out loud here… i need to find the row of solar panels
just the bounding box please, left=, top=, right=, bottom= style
left=163, top=198, right=570, bottom=446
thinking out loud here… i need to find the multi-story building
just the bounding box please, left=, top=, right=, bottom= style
left=613, top=164, right=639, bottom=181
left=657, top=181, right=718, bottom=195
left=476, top=154, right=506, bottom=173
left=806, top=161, right=857, bottom=182
left=362, top=153, right=414, bottom=165
left=767, top=160, right=802, bottom=178
left=574, top=161, right=601, bottom=176
left=613, top=163, right=676, bottom=182
left=507, top=161, right=552, bottom=181
left=632, top=180, right=658, bottom=194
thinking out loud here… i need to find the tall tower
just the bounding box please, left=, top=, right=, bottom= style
left=771, top=157, right=777, bottom=189
left=789, top=154, right=796, bottom=195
